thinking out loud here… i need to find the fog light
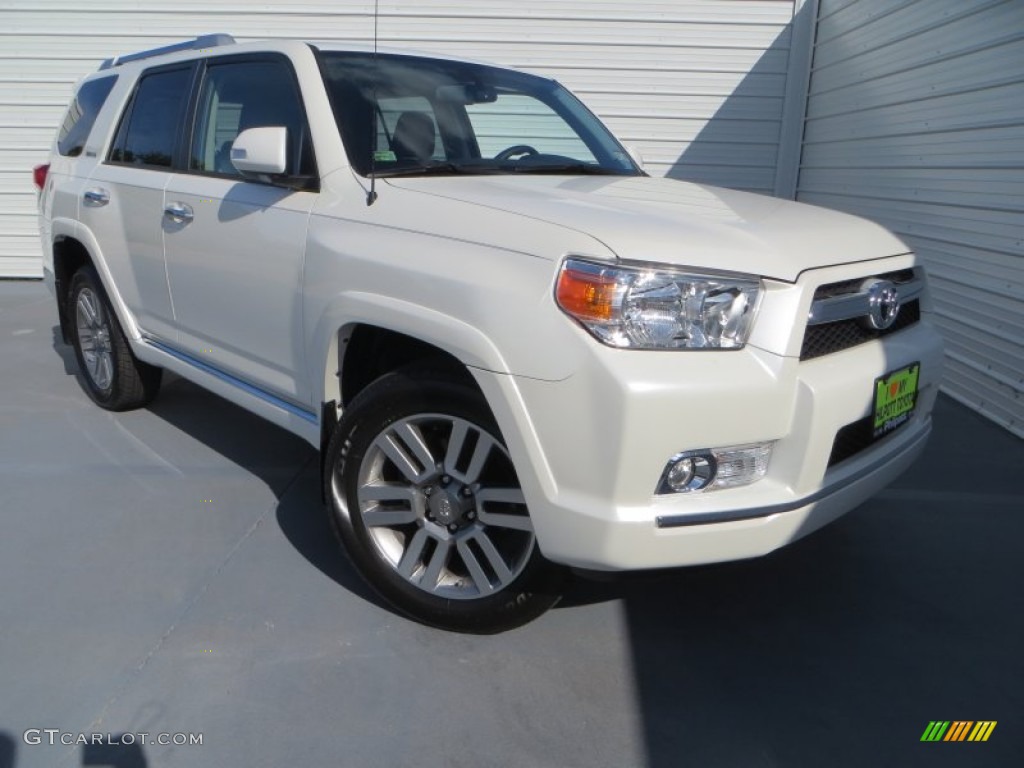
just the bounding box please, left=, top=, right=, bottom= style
left=660, top=452, right=716, bottom=494
left=666, top=458, right=695, bottom=488
left=658, top=442, right=773, bottom=495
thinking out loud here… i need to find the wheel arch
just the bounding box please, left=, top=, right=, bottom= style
left=311, top=303, right=561, bottom=551
left=338, top=324, right=474, bottom=406
left=311, top=296, right=510, bottom=492
left=311, top=291, right=511, bottom=423
left=51, top=235, right=93, bottom=343
left=50, top=219, right=140, bottom=343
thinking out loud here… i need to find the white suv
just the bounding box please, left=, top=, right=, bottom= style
left=36, top=35, right=944, bottom=632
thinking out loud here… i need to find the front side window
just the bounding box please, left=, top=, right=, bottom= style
left=319, top=52, right=638, bottom=178
left=58, top=75, right=117, bottom=157
left=190, top=58, right=314, bottom=179
left=109, top=67, right=191, bottom=168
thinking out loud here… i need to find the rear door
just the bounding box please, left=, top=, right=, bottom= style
left=43, top=74, right=119, bottom=266
left=82, top=64, right=195, bottom=341
left=161, top=54, right=317, bottom=406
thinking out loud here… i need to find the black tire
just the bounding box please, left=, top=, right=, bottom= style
left=68, top=266, right=162, bottom=411
left=324, top=367, right=563, bottom=633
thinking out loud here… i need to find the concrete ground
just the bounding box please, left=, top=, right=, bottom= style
left=0, top=279, right=1021, bottom=768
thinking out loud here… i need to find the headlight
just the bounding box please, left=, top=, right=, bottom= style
left=556, top=258, right=761, bottom=349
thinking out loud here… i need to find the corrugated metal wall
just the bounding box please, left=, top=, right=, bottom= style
left=0, top=0, right=797, bottom=278
left=797, top=0, right=1024, bottom=437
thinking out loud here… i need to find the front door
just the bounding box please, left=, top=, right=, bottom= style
left=162, top=55, right=318, bottom=407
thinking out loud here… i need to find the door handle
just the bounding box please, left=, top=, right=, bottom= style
left=164, top=202, right=194, bottom=223
left=83, top=188, right=109, bottom=207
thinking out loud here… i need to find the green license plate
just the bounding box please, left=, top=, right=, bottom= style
left=873, top=363, right=920, bottom=437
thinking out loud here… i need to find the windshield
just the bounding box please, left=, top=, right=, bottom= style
left=318, top=52, right=640, bottom=178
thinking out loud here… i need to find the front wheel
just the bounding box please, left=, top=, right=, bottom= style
left=324, top=368, right=562, bottom=633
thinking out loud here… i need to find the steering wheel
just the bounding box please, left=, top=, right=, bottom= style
left=495, top=144, right=539, bottom=161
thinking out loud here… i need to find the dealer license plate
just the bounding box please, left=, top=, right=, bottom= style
left=873, top=363, right=920, bottom=438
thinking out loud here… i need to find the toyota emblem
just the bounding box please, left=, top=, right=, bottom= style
left=864, top=279, right=900, bottom=330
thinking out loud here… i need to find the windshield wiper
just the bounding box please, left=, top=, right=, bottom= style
left=374, top=161, right=516, bottom=178
left=373, top=162, right=465, bottom=178
left=374, top=161, right=634, bottom=178
left=511, top=163, right=632, bottom=176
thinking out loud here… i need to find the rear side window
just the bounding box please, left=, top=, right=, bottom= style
left=57, top=76, right=117, bottom=157
left=109, top=67, right=192, bottom=168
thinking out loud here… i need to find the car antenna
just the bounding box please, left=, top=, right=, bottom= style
left=366, top=0, right=380, bottom=206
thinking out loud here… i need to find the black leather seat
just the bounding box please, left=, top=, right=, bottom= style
left=391, top=111, right=436, bottom=162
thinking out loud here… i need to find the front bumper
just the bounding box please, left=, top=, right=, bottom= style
left=585, top=416, right=931, bottom=569
left=476, top=315, right=943, bottom=571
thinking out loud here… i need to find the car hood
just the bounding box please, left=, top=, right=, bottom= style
left=384, top=175, right=910, bottom=282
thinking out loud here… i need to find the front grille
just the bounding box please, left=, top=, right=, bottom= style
left=802, top=268, right=920, bottom=361
left=801, top=300, right=920, bottom=360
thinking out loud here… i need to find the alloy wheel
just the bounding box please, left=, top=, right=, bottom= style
left=75, top=287, right=114, bottom=391
left=347, top=414, right=535, bottom=600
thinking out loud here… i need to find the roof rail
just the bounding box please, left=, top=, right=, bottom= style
left=99, top=34, right=236, bottom=70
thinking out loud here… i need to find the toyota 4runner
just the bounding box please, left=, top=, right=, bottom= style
left=35, top=35, right=944, bottom=632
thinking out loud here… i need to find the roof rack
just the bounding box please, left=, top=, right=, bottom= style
left=99, top=34, right=236, bottom=70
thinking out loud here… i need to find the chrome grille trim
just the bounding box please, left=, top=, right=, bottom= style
left=808, top=273, right=923, bottom=326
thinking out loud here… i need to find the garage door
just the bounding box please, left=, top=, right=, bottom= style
left=797, top=0, right=1024, bottom=437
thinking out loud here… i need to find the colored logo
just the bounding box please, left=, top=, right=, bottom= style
left=921, top=721, right=996, bottom=742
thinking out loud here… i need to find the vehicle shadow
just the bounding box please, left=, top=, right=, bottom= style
left=50, top=328, right=589, bottom=620
left=54, top=327, right=385, bottom=612
left=81, top=738, right=147, bottom=767
left=143, top=373, right=383, bottom=609
left=271, top=455, right=383, bottom=609
left=0, top=732, right=14, bottom=768
left=51, top=324, right=78, bottom=375
left=0, top=730, right=148, bottom=767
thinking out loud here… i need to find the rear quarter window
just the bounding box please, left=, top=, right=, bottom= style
left=109, top=66, right=192, bottom=168
left=57, top=75, right=118, bottom=157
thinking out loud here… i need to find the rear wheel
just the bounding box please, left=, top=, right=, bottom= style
left=324, top=368, right=562, bottom=632
left=68, top=266, right=161, bottom=410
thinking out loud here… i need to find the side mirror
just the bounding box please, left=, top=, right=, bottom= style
left=625, top=144, right=645, bottom=171
left=231, top=127, right=288, bottom=176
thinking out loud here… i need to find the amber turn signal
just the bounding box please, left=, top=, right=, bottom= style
left=556, top=265, right=618, bottom=322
